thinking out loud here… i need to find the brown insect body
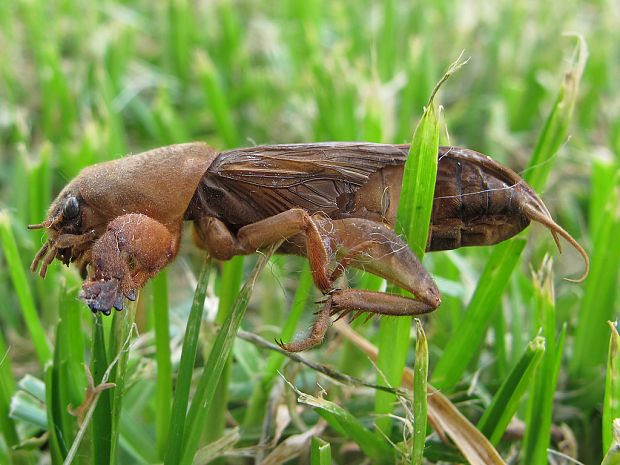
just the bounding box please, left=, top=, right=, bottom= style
left=187, top=142, right=583, bottom=258
left=30, top=142, right=588, bottom=351
left=30, top=143, right=218, bottom=310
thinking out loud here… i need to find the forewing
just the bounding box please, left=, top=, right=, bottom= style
left=209, top=142, right=408, bottom=215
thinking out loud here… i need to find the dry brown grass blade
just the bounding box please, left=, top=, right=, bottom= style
left=333, top=320, right=506, bottom=465
left=259, top=421, right=327, bottom=465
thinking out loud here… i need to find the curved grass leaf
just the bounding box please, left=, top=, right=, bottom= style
left=91, top=317, right=112, bottom=465
left=153, top=270, right=172, bottom=460
left=431, top=238, right=527, bottom=389
left=375, top=54, right=442, bottom=438
left=334, top=322, right=506, bottom=465
left=0, top=212, right=51, bottom=367
left=604, top=322, right=620, bottom=453
left=571, top=181, right=620, bottom=381
left=523, top=258, right=562, bottom=465
left=164, top=260, right=212, bottom=465
left=311, top=436, right=331, bottom=465
left=477, top=336, right=545, bottom=444
left=413, top=319, right=428, bottom=464
left=284, top=377, right=396, bottom=464
left=0, top=326, right=18, bottom=447
left=524, top=34, right=587, bottom=192
left=179, top=243, right=281, bottom=465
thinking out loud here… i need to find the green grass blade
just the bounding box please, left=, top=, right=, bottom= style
left=179, top=244, right=280, bottom=465
left=17, top=374, right=46, bottom=403
left=362, top=76, right=384, bottom=142
left=0, top=327, right=19, bottom=447
left=603, top=420, right=620, bottom=465
left=243, top=262, right=313, bottom=427
left=375, top=55, right=468, bottom=436
left=116, top=384, right=158, bottom=464
left=374, top=55, right=443, bottom=437
left=477, top=336, right=545, bottom=444
left=57, top=280, right=87, bottom=408
left=204, top=256, right=244, bottom=445
left=524, top=34, right=587, bottom=192
left=118, top=416, right=157, bottom=464
left=191, top=428, right=240, bottom=465
left=0, top=211, right=52, bottom=367
left=50, top=311, right=84, bottom=460
left=571, top=180, right=620, bottom=381
left=378, top=0, right=396, bottom=81
left=164, top=260, right=212, bottom=465
left=431, top=238, right=527, bottom=389
left=151, top=89, right=190, bottom=145
left=590, top=159, right=617, bottom=238
left=396, top=96, right=439, bottom=257
left=604, top=322, right=620, bottom=454
left=288, top=380, right=396, bottom=464
left=91, top=316, right=112, bottom=465
left=374, top=315, right=413, bottom=437
left=263, top=262, right=313, bottom=374
left=197, top=51, right=239, bottom=147
left=153, top=270, right=172, bottom=460
left=216, top=257, right=245, bottom=326
left=10, top=390, right=47, bottom=429
left=0, top=426, right=10, bottom=465
left=44, top=362, right=66, bottom=464
left=26, top=143, right=52, bottom=230
left=314, top=407, right=393, bottom=464
left=310, top=436, right=332, bottom=465
left=164, top=0, right=191, bottom=82
left=413, top=319, right=428, bottom=465
left=108, top=304, right=137, bottom=465
left=523, top=258, right=559, bottom=464
left=91, top=67, right=126, bottom=159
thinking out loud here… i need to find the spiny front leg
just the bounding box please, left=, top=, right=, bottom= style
left=80, top=213, right=180, bottom=314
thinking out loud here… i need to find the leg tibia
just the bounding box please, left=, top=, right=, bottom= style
left=331, top=289, right=439, bottom=316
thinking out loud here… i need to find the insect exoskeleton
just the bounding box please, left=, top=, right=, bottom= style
left=30, top=142, right=588, bottom=350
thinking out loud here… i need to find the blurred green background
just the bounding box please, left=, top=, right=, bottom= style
left=1, top=0, right=619, bottom=464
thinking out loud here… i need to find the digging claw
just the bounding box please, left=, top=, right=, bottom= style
left=113, top=296, right=124, bottom=312
left=80, top=279, right=125, bottom=315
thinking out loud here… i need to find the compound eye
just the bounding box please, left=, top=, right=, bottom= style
left=62, top=197, right=80, bottom=220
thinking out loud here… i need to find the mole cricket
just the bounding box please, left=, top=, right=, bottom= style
left=29, top=142, right=589, bottom=351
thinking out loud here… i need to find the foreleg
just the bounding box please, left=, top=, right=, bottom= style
left=80, top=213, right=181, bottom=314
